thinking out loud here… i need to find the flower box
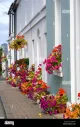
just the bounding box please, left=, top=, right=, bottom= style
left=53, top=66, right=63, bottom=77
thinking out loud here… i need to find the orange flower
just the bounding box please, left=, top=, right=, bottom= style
left=38, top=80, right=42, bottom=85
left=22, top=35, right=24, bottom=38
left=53, top=48, right=58, bottom=52
left=58, top=88, right=66, bottom=95
left=16, top=35, right=19, bottom=38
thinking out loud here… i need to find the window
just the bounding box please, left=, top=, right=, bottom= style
left=37, top=37, right=41, bottom=65
left=32, top=40, right=35, bottom=63
left=24, top=45, right=28, bottom=58
left=37, top=29, right=41, bottom=65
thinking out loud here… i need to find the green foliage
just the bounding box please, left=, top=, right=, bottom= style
left=15, top=58, right=29, bottom=66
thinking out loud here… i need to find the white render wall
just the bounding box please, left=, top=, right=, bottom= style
left=24, top=17, right=47, bottom=82
left=7, top=44, right=11, bottom=67
left=16, top=0, right=47, bottom=82
left=16, top=0, right=46, bottom=33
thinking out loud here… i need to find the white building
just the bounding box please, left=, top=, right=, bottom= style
left=8, top=0, right=47, bottom=82
left=8, top=0, right=80, bottom=103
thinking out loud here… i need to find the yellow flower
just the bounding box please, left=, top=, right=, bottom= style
left=39, top=113, right=42, bottom=118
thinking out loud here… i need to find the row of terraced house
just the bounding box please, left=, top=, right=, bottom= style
left=7, top=0, right=80, bottom=104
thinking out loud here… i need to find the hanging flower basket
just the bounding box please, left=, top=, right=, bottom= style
left=9, top=35, right=27, bottom=50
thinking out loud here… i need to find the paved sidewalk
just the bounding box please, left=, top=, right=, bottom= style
left=0, top=97, right=6, bottom=118
left=0, top=80, right=63, bottom=119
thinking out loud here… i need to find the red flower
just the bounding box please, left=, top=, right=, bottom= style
left=22, top=35, right=24, bottom=38
left=38, top=67, right=42, bottom=71
left=58, top=88, right=66, bottom=95
left=78, top=93, right=80, bottom=97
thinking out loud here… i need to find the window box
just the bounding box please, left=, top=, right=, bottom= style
left=53, top=66, right=63, bottom=77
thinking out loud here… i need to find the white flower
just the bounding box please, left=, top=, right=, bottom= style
left=37, top=99, right=40, bottom=104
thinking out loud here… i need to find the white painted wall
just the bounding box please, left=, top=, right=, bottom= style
left=11, top=49, right=15, bottom=64
left=15, top=0, right=47, bottom=81
left=70, top=0, right=76, bottom=103
left=55, top=0, right=61, bottom=46
left=16, top=0, right=46, bottom=34
left=70, top=0, right=80, bottom=103
left=23, top=17, right=47, bottom=68
left=75, top=0, right=80, bottom=103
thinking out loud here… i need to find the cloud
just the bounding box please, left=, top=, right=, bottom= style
left=0, top=23, right=8, bottom=30
left=0, top=30, right=8, bottom=35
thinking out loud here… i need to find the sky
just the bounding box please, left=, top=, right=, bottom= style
left=0, top=0, right=14, bottom=46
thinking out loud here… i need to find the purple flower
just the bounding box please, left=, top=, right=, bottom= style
left=54, top=110, right=57, bottom=114
left=49, top=111, right=53, bottom=115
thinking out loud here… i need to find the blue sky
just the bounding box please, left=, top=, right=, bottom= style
left=0, top=0, right=14, bottom=45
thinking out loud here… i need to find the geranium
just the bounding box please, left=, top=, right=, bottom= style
left=43, top=44, right=62, bottom=74
left=9, top=35, right=27, bottom=50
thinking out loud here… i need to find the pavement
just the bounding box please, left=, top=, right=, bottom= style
left=0, top=97, right=6, bottom=119
left=0, top=80, right=63, bottom=119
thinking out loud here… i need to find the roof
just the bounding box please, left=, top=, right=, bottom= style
left=8, top=0, right=20, bottom=14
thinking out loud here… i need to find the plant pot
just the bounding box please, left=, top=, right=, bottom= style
left=57, top=106, right=66, bottom=113
left=53, top=66, right=63, bottom=77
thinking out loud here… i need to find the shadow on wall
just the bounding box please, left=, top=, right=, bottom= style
left=48, top=74, right=71, bottom=101
left=48, top=74, right=62, bottom=95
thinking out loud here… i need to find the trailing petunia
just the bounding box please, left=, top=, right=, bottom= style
left=43, top=44, right=62, bottom=74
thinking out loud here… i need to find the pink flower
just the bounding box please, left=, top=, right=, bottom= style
left=54, top=66, right=59, bottom=70
left=47, top=64, right=52, bottom=67
left=43, top=59, right=46, bottom=64
left=52, top=67, right=55, bottom=70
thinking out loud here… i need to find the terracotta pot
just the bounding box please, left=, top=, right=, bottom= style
left=57, top=106, right=66, bottom=113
